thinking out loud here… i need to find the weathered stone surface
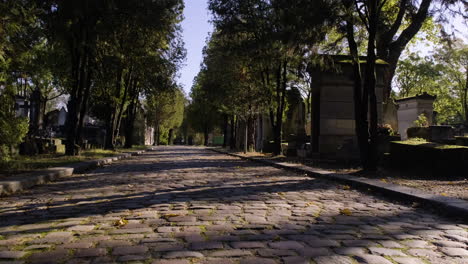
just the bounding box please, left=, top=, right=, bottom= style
left=239, top=257, right=277, bottom=264
left=0, top=251, right=27, bottom=259
left=282, top=256, right=309, bottom=264
left=208, top=249, right=252, bottom=257
left=163, top=251, right=204, bottom=259
left=74, top=248, right=107, bottom=258
left=391, top=257, right=428, bottom=264
left=112, top=246, right=148, bottom=255
left=314, top=255, right=354, bottom=264
left=368, top=247, right=407, bottom=256
left=354, top=254, right=393, bottom=264
left=231, top=241, right=266, bottom=249
left=440, top=247, right=468, bottom=256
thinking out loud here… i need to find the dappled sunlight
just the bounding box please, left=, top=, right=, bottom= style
left=0, top=147, right=466, bottom=263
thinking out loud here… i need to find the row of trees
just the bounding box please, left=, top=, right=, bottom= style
left=187, top=0, right=464, bottom=170
left=0, top=0, right=186, bottom=157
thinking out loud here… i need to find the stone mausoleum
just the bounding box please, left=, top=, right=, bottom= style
left=395, top=92, right=436, bottom=140
left=307, top=56, right=388, bottom=159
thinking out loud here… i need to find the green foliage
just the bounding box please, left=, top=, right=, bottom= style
left=146, top=87, right=185, bottom=144
left=413, top=113, right=429, bottom=127
left=0, top=87, right=29, bottom=160
left=395, top=40, right=468, bottom=124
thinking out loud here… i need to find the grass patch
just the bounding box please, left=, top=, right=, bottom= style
left=394, top=140, right=468, bottom=149
left=0, top=146, right=149, bottom=175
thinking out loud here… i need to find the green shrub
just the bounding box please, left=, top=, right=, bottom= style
left=413, top=113, right=429, bottom=127
left=0, top=87, right=29, bottom=160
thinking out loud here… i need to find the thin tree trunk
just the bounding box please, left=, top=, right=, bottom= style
left=344, top=1, right=370, bottom=168
left=230, top=116, right=236, bottom=149
left=365, top=0, right=379, bottom=170
left=223, top=114, right=228, bottom=148
left=204, top=125, right=209, bottom=146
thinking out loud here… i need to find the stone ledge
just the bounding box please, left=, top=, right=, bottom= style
left=0, top=148, right=154, bottom=197
left=210, top=148, right=468, bottom=220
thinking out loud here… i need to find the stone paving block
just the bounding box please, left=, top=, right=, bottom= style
left=208, top=249, right=252, bottom=257
left=239, top=257, right=277, bottom=264
left=74, top=248, right=107, bottom=258
left=117, top=254, right=150, bottom=262
left=98, top=240, right=132, bottom=247
left=282, top=256, right=309, bottom=264
left=67, top=225, right=95, bottom=232
left=334, top=247, right=367, bottom=256
left=257, top=249, right=296, bottom=257
left=433, top=241, right=467, bottom=248
left=198, top=258, right=237, bottom=264
left=61, top=242, right=94, bottom=249
left=377, top=240, right=405, bottom=248
left=231, top=241, right=266, bottom=249
left=314, top=255, right=354, bottom=264
left=112, top=245, right=148, bottom=255
left=269, top=241, right=304, bottom=250
left=440, top=247, right=468, bottom=256
left=152, top=260, right=191, bottom=264
left=0, top=251, right=27, bottom=259
left=368, top=247, right=407, bottom=256
left=298, top=247, right=333, bottom=257
left=147, top=242, right=185, bottom=252
left=163, top=251, right=204, bottom=258
left=407, top=249, right=442, bottom=258
left=28, top=249, right=70, bottom=264
left=400, top=240, right=433, bottom=248
left=109, top=228, right=153, bottom=234
left=391, top=257, right=428, bottom=264
left=354, top=254, right=393, bottom=264
left=305, top=239, right=340, bottom=247
left=190, top=241, right=224, bottom=250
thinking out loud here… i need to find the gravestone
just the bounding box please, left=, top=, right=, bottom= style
left=429, top=125, right=454, bottom=143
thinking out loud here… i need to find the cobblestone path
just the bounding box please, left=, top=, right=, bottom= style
left=0, top=146, right=467, bottom=264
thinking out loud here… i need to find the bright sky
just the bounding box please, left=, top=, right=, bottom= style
left=178, top=1, right=212, bottom=95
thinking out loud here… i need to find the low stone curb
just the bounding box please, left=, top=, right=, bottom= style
left=0, top=148, right=155, bottom=197
left=210, top=148, right=468, bottom=220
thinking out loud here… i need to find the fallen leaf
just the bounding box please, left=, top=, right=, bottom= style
left=440, top=193, right=448, bottom=196
left=342, top=185, right=351, bottom=190
left=339, top=208, right=352, bottom=216
left=113, top=218, right=128, bottom=227
left=163, top=213, right=180, bottom=218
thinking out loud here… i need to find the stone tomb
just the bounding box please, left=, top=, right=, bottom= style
left=309, top=56, right=387, bottom=159
left=395, top=93, right=436, bottom=140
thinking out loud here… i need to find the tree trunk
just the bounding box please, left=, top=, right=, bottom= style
left=230, top=116, right=236, bottom=149
left=156, top=124, right=161, bottom=145
left=124, top=97, right=137, bottom=148
left=344, top=2, right=370, bottom=169
left=272, top=61, right=288, bottom=155
left=203, top=125, right=209, bottom=146
left=168, top=129, right=174, bottom=145
left=104, top=111, right=115, bottom=150
left=377, top=0, right=432, bottom=99
left=222, top=114, right=228, bottom=148
left=364, top=0, right=379, bottom=170
left=247, top=114, right=256, bottom=152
